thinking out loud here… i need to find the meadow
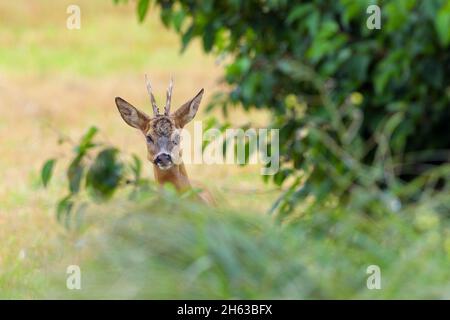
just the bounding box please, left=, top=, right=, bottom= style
left=0, top=0, right=277, bottom=298
left=0, top=1, right=449, bottom=299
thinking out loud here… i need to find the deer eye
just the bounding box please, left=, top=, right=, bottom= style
left=146, top=135, right=154, bottom=144
left=173, top=134, right=180, bottom=145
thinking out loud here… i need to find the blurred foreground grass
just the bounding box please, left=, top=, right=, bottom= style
left=39, top=187, right=450, bottom=299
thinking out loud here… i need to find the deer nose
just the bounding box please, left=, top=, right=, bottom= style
left=154, top=153, right=172, bottom=166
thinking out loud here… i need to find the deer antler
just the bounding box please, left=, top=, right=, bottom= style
left=164, top=77, right=173, bottom=115
left=145, top=74, right=159, bottom=116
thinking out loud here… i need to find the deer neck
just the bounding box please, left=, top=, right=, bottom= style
left=153, top=162, right=191, bottom=191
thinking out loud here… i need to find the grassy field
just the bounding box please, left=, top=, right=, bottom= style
left=0, top=0, right=278, bottom=298
left=1, top=1, right=449, bottom=300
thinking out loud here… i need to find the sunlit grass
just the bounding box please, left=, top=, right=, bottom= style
left=0, top=0, right=277, bottom=298
left=0, top=0, right=210, bottom=76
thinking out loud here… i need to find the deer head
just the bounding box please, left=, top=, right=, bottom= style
left=115, top=75, right=204, bottom=171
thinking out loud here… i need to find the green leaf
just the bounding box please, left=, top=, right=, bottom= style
left=76, top=126, right=98, bottom=155
left=273, top=169, right=291, bottom=186
left=181, top=24, right=194, bottom=52
left=203, top=25, right=215, bottom=52
left=130, top=154, right=142, bottom=183
left=80, top=126, right=98, bottom=145
left=68, top=157, right=84, bottom=194
left=56, top=194, right=74, bottom=226
left=172, top=9, right=186, bottom=32
left=305, top=10, right=320, bottom=36
left=86, top=148, right=123, bottom=200
left=160, top=8, right=172, bottom=27
left=226, top=57, right=251, bottom=78
left=137, top=0, right=150, bottom=22
left=435, top=1, right=450, bottom=46
left=385, top=0, right=416, bottom=32
left=41, top=159, right=56, bottom=187
left=286, top=4, right=313, bottom=25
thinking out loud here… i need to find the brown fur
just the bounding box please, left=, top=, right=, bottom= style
left=149, top=117, right=174, bottom=137
left=153, top=162, right=191, bottom=190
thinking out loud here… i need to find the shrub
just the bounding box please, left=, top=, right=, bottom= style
left=126, top=0, right=450, bottom=219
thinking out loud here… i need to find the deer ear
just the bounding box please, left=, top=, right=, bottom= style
left=115, top=97, right=150, bottom=131
left=173, top=89, right=204, bottom=127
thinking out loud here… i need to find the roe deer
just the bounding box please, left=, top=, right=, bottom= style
left=115, top=76, right=214, bottom=205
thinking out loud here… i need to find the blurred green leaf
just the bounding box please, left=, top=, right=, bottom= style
left=172, top=8, right=186, bottom=32
left=130, top=154, right=142, bottom=183
left=287, top=4, right=313, bottom=25
left=435, top=1, right=450, bottom=46
left=86, top=148, right=123, bottom=200
left=67, top=157, right=84, bottom=194
left=137, top=0, right=150, bottom=22
left=76, top=126, right=98, bottom=155
left=56, top=194, right=74, bottom=226
left=41, top=159, right=56, bottom=187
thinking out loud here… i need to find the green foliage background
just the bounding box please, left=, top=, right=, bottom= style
left=126, top=0, right=450, bottom=220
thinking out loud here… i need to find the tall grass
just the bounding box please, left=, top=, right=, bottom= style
left=46, top=184, right=450, bottom=299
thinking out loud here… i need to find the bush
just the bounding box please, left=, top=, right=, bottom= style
left=127, top=0, right=450, bottom=219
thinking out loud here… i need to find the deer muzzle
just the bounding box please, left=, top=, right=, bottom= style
left=154, top=153, right=173, bottom=170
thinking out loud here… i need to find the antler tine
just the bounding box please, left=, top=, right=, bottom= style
left=164, top=77, right=173, bottom=115
left=145, top=74, right=159, bottom=116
